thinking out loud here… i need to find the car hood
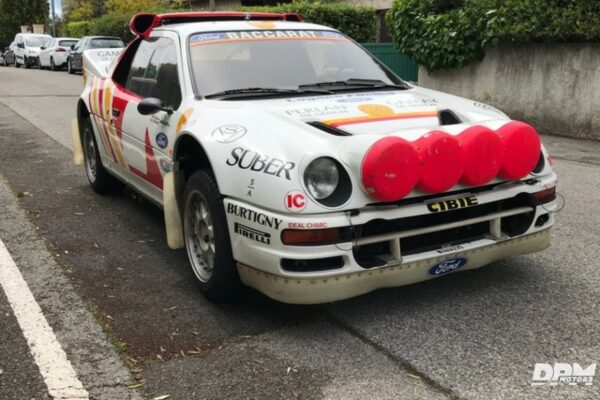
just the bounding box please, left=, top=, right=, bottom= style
left=252, top=87, right=510, bottom=137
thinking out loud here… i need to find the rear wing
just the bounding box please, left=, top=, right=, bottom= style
left=82, top=48, right=123, bottom=78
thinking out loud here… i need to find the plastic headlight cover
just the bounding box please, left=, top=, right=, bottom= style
left=304, top=157, right=339, bottom=200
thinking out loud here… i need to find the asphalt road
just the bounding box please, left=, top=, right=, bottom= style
left=0, top=66, right=599, bottom=400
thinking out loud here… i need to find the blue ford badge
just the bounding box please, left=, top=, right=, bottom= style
left=428, top=258, right=467, bottom=276
left=156, top=132, right=168, bottom=149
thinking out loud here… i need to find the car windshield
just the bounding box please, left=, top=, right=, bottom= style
left=90, top=38, right=124, bottom=49
left=59, top=40, right=78, bottom=48
left=25, top=37, right=49, bottom=47
left=188, top=30, right=402, bottom=97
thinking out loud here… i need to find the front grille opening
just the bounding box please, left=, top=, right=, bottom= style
left=353, top=241, right=391, bottom=268
left=401, top=221, right=489, bottom=256
left=281, top=256, right=344, bottom=272
left=501, top=211, right=535, bottom=237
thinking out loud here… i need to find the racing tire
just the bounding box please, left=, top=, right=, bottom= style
left=81, top=118, right=123, bottom=195
left=50, top=57, right=56, bottom=71
left=182, top=170, right=241, bottom=302
left=14, top=59, right=19, bottom=68
left=24, top=56, right=29, bottom=69
left=68, top=60, right=74, bottom=74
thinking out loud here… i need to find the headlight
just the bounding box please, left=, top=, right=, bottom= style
left=304, top=157, right=339, bottom=200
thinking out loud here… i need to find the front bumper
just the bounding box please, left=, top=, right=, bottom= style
left=226, top=174, right=557, bottom=303
left=238, top=228, right=550, bottom=304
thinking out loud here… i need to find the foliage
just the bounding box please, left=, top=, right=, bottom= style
left=386, top=0, right=600, bottom=71
left=0, top=0, right=49, bottom=47
left=240, top=3, right=378, bottom=43
left=64, top=20, right=92, bottom=37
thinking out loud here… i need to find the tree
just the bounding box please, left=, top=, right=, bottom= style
left=0, top=0, right=49, bottom=47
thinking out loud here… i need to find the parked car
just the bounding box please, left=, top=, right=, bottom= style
left=73, top=12, right=558, bottom=304
left=0, top=49, right=4, bottom=66
left=3, top=42, right=17, bottom=66
left=67, top=36, right=124, bottom=74
left=38, top=37, right=79, bottom=71
left=13, top=33, right=52, bottom=68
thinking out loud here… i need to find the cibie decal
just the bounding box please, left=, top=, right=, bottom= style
left=428, top=258, right=467, bottom=276
left=155, top=132, right=168, bottom=149
left=212, top=125, right=247, bottom=143
left=226, top=147, right=295, bottom=180
left=227, top=204, right=282, bottom=230
left=427, top=195, right=478, bottom=213
left=285, top=191, right=307, bottom=213
left=234, top=223, right=271, bottom=245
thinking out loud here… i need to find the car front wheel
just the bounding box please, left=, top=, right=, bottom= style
left=183, top=170, right=240, bottom=302
left=67, top=60, right=74, bottom=74
left=50, top=57, right=56, bottom=71
left=81, top=118, right=123, bottom=194
left=24, top=56, right=29, bottom=69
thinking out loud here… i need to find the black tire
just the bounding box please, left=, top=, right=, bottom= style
left=14, top=59, right=19, bottom=68
left=183, top=170, right=241, bottom=302
left=67, top=59, right=74, bottom=74
left=24, top=56, right=29, bottom=69
left=81, top=118, right=123, bottom=195
left=50, top=57, right=56, bottom=71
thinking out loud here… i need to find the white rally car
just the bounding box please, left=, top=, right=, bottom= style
left=72, top=12, right=558, bottom=304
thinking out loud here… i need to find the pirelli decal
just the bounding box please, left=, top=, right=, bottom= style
left=427, top=195, right=478, bottom=213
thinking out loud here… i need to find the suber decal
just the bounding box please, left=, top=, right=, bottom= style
left=428, top=258, right=467, bottom=276
left=226, top=148, right=295, bottom=180
left=212, top=125, right=247, bottom=143
left=227, top=204, right=282, bottom=230
left=234, top=223, right=271, bottom=245
left=285, top=191, right=307, bottom=212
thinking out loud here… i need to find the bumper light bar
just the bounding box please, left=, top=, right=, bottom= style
left=531, top=186, right=556, bottom=205
left=281, top=227, right=341, bottom=246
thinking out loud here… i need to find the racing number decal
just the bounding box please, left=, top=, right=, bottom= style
left=285, top=190, right=307, bottom=212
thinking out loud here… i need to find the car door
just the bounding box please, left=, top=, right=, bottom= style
left=72, top=38, right=85, bottom=69
left=14, top=35, right=24, bottom=64
left=110, top=33, right=184, bottom=202
left=39, top=39, right=53, bottom=66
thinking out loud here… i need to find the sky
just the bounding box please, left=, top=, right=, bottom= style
left=49, top=0, right=62, bottom=17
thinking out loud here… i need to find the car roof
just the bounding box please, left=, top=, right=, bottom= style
left=153, top=20, right=336, bottom=37
left=18, top=33, right=52, bottom=37
left=83, top=36, right=123, bottom=40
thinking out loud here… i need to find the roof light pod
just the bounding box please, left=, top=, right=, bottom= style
left=361, top=137, right=421, bottom=202
left=415, top=131, right=464, bottom=193
left=460, top=125, right=504, bottom=186
left=496, top=121, right=541, bottom=180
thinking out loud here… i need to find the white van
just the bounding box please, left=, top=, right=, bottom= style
left=14, top=33, right=52, bottom=69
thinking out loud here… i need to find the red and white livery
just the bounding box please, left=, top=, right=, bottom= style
left=73, top=12, right=558, bottom=304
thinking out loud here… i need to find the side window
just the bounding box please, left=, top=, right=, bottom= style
left=125, top=37, right=182, bottom=109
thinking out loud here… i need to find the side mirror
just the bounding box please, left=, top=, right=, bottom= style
left=137, top=98, right=173, bottom=115
left=41, top=46, right=46, bottom=50
left=17, top=43, right=24, bottom=49
left=71, top=44, right=76, bottom=50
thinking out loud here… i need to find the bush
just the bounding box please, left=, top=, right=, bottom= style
left=240, top=3, right=378, bottom=43
left=90, top=12, right=134, bottom=42
left=64, top=21, right=92, bottom=38
left=386, top=0, right=600, bottom=71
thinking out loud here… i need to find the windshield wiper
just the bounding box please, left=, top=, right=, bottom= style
left=205, top=87, right=331, bottom=99
left=299, top=78, right=409, bottom=91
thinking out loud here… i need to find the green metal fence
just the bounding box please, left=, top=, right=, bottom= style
left=361, top=43, right=419, bottom=82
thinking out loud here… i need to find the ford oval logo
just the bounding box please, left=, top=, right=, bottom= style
left=428, top=257, right=468, bottom=276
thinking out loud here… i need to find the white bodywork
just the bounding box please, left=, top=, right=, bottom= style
left=75, top=20, right=557, bottom=303
left=13, top=33, right=52, bottom=67
left=39, top=37, right=79, bottom=68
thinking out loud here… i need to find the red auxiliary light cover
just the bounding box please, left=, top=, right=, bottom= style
left=415, top=131, right=464, bottom=193
left=460, top=125, right=504, bottom=186
left=361, top=136, right=421, bottom=202
left=496, top=121, right=541, bottom=180
left=130, top=12, right=302, bottom=37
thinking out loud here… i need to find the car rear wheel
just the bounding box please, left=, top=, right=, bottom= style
left=50, top=57, right=56, bottom=71
left=14, top=59, right=19, bottom=68
left=81, top=118, right=123, bottom=194
left=183, top=170, right=240, bottom=302
left=68, top=59, right=74, bottom=74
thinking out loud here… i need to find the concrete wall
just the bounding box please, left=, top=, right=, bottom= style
left=418, top=43, right=600, bottom=140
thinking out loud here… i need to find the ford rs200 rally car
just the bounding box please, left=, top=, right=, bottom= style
left=72, top=12, right=558, bottom=304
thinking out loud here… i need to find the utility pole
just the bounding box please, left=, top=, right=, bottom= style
left=209, top=0, right=216, bottom=11
left=50, top=0, right=57, bottom=36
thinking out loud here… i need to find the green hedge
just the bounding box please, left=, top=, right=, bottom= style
left=240, top=3, right=378, bottom=43
left=386, top=0, right=600, bottom=71
left=64, top=3, right=377, bottom=44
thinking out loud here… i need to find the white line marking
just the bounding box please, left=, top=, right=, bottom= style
left=0, top=239, right=89, bottom=399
